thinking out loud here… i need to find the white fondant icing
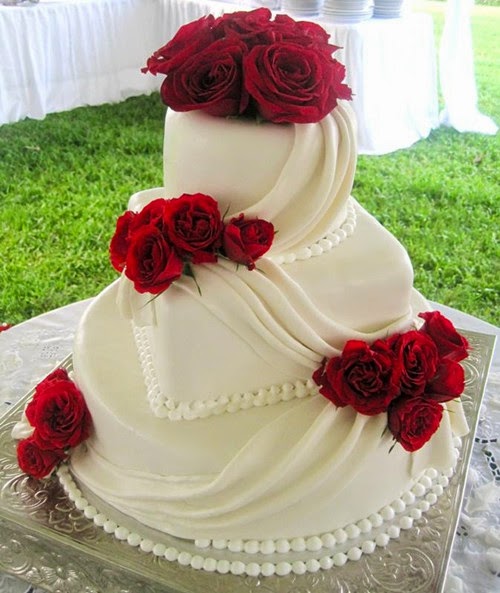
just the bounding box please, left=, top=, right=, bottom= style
left=269, top=200, right=358, bottom=265
left=11, top=413, right=34, bottom=440
left=134, top=320, right=320, bottom=420
left=162, top=104, right=355, bottom=255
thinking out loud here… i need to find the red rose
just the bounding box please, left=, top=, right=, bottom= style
left=272, top=14, right=338, bottom=54
left=26, top=379, right=92, bottom=450
left=244, top=42, right=351, bottom=124
left=388, top=396, right=444, bottom=452
left=212, top=8, right=273, bottom=48
left=143, top=11, right=353, bottom=122
left=142, top=15, right=216, bottom=75
left=110, top=210, right=137, bottom=272
left=388, top=331, right=439, bottom=397
left=126, top=225, right=183, bottom=294
left=17, top=437, right=66, bottom=480
left=425, top=359, right=465, bottom=403
left=313, top=358, right=342, bottom=407
left=160, top=37, right=248, bottom=117
left=133, top=198, right=168, bottom=231
left=314, top=339, right=401, bottom=415
left=222, top=214, right=274, bottom=270
left=35, top=368, right=70, bottom=390
left=418, top=311, right=469, bottom=362
left=26, top=368, right=71, bottom=422
left=163, top=194, right=223, bottom=264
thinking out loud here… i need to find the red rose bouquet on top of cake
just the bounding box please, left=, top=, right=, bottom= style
left=142, top=8, right=353, bottom=124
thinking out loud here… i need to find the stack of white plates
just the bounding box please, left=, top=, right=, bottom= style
left=252, top=0, right=282, bottom=9
left=373, top=0, right=404, bottom=18
left=282, top=0, right=323, bottom=17
left=1, top=0, right=39, bottom=4
left=321, top=0, right=373, bottom=23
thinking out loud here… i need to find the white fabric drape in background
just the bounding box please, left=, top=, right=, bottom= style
left=439, top=0, right=498, bottom=134
left=0, top=0, right=497, bottom=145
left=324, top=13, right=439, bottom=154
left=0, top=0, right=164, bottom=125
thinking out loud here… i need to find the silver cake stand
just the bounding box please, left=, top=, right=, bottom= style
left=0, top=330, right=495, bottom=593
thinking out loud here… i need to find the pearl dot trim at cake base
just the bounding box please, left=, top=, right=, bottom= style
left=57, top=441, right=460, bottom=577
left=269, top=200, right=357, bottom=266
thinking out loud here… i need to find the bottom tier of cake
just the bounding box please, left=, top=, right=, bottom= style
left=71, top=282, right=468, bottom=553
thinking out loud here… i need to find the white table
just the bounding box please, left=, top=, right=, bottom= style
left=320, top=12, right=439, bottom=154
left=0, top=0, right=163, bottom=125
left=0, top=0, right=439, bottom=154
left=0, top=298, right=498, bottom=593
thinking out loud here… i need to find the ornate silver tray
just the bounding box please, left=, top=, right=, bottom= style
left=0, top=330, right=495, bottom=593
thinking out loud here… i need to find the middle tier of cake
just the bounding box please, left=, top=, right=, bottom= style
left=114, top=198, right=415, bottom=416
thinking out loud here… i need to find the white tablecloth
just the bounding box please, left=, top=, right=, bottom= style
left=0, top=298, right=499, bottom=593
left=0, top=0, right=438, bottom=154
left=321, top=12, right=438, bottom=154
left=0, top=0, right=165, bottom=124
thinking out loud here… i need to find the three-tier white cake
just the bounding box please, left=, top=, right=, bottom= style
left=15, top=9, right=469, bottom=576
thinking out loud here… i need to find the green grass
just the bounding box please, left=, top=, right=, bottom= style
left=0, top=2, right=499, bottom=326
left=355, top=1, right=499, bottom=324
left=0, top=98, right=165, bottom=321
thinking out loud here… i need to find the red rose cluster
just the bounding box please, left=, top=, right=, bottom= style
left=142, top=8, right=352, bottom=124
left=110, top=194, right=275, bottom=295
left=17, top=369, right=92, bottom=479
left=313, top=311, right=470, bottom=452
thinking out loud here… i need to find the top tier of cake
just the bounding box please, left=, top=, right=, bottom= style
left=150, top=103, right=354, bottom=256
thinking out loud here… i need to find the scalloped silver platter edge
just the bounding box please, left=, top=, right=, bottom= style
left=0, top=329, right=496, bottom=593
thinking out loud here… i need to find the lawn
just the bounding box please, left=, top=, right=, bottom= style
left=0, top=1, right=498, bottom=326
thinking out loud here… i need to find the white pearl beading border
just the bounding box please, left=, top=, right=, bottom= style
left=133, top=324, right=319, bottom=421
left=58, top=438, right=460, bottom=578
left=192, top=452, right=458, bottom=555
left=269, top=199, right=357, bottom=266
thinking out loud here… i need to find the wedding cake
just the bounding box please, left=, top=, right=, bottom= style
left=13, top=9, right=470, bottom=577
